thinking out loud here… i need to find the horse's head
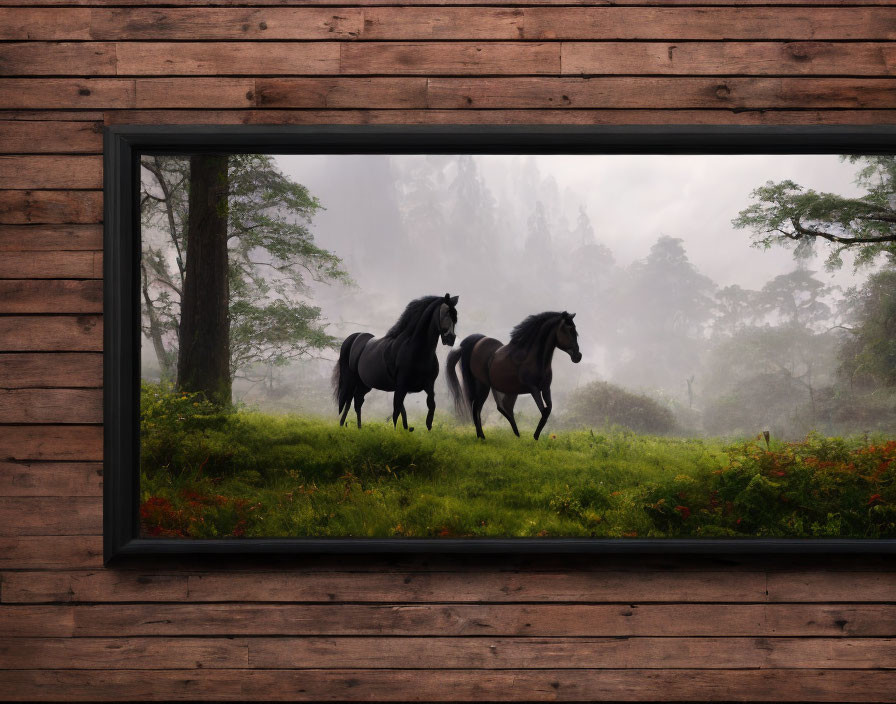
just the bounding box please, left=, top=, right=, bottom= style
left=557, top=312, right=582, bottom=363
left=439, top=293, right=459, bottom=346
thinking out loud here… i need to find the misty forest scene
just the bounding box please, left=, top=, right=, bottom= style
left=139, top=152, right=896, bottom=540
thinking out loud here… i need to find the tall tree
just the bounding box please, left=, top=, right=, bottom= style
left=838, top=268, right=896, bottom=388
left=733, top=155, right=896, bottom=270
left=177, top=155, right=232, bottom=404
left=140, top=155, right=348, bottom=403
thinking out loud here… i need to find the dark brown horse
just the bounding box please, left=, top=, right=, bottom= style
left=446, top=311, right=581, bottom=440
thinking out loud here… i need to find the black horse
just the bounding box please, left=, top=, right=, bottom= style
left=446, top=311, right=581, bottom=440
left=333, top=294, right=459, bottom=431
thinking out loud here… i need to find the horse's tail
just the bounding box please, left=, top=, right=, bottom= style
left=332, top=332, right=362, bottom=415
left=446, top=333, right=485, bottom=421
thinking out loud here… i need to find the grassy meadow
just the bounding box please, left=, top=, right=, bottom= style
left=140, top=383, right=896, bottom=540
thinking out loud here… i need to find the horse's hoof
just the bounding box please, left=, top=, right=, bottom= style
left=408, top=427, right=414, bottom=432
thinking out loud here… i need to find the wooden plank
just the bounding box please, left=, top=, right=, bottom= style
left=116, top=43, right=340, bottom=76
left=5, top=7, right=896, bottom=41
left=0, top=425, right=103, bottom=461
left=0, top=536, right=102, bottom=569
left=341, top=43, right=561, bottom=75
left=0, top=317, right=102, bottom=352
left=0, top=460, right=102, bottom=497
left=0, top=636, right=890, bottom=671
left=0, top=570, right=770, bottom=604
left=0, top=157, right=102, bottom=190
left=7, top=603, right=882, bottom=637
left=135, top=78, right=256, bottom=109
left=89, top=7, right=365, bottom=41
left=0, top=638, right=248, bottom=670
left=7, top=41, right=896, bottom=79
left=0, top=8, right=91, bottom=40
left=0, top=111, right=105, bottom=122
left=0, top=226, right=102, bottom=252
left=0, top=252, right=102, bottom=278
left=103, top=108, right=896, bottom=127
left=0, top=191, right=102, bottom=225
left=767, top=572, right=896, bottom=603
left=0, top=43, right=116, bottom=77
left=120, top=42, right=557, bottom=76
left=0, top=497, right=101, bottom=536
left=0, top=606, right=75, bottom=638
left=0, top=354, right=102, bottom=389
left=255, top=78, right=428, bottom=108
left=561, top=42, right=896, bottom=76
left=1, top=668, right=895, bottom=702
left=426, top=77, right=896, bottom=109
left=358, top=7, right=896, bottom=41
left=0, top=80, right=135, bottom=110
left=9, top=603, right=896, bottom=638
left=0, top=122, right=102, bottom=154
left=13, top=77, right=887, bottom=110
left=0, top=389, right=102, bottom=423
left=0, top=280, right=102, bottom=313
left=245, top=636, right=896, bottom=670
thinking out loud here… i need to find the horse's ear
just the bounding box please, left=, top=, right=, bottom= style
left=449, top=295, right=459, bottom=306
left=444, top=293, right=451, bottom=303
left=569, top=312, right=576, bottom=320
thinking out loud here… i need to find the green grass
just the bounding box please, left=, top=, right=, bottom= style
left=139, top=384, right=896, bottom=540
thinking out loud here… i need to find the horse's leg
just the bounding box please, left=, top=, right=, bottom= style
left=472, top=381, right=490, bottom=439
left=353, top=387, right=368, bottom=429
left=494, top=392, right=520, bottom=437
left=339, top=383, right=353, bottom=426
left=531, top=387, right=553, bottom=441
left=424, top=381, right=436, bottom=431
left=393, top=388, right=411, bottom=430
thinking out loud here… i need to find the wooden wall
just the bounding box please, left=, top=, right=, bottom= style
left=1, top=1, right=896, bottom=700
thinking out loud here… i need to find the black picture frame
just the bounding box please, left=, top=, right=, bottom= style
left=105, top=124, right=896, bottom=563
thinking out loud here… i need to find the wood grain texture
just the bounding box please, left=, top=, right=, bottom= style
left=4, top=568, right=896, bottom=603
left=2, top=669, right=896, bottom=702
left=4, top=7, right=896, bottom=41
left=0, top=280, right=102, bottom=313
left=0, top=191, right=103, bottom=225
left=0, top=122, right=102, bottom=154
left=0, top=354, right=103, bottom=388
left=2, top=2, right=895, bottom=703
left=0, top=389, right=102, bottom=423
left=0, top=636, right=891, bottom=670
left=0, top=461, right=103, bottom=496
left=0, top=226, right=103, bottom=251
left=0, top=317, right=102, bottom=351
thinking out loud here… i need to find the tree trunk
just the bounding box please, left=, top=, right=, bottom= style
left=177, top=155, right=231, bottom=405
left=140, top=261, right=175, bottom=381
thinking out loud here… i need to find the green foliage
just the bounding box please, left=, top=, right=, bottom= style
left=562, top=380, right=677, bottom=434
left=140, top=154, right=349, bottom=382
left=139, top=386, right=892, bottom=540
left=639, top=433, right=896, bottom=538
left=733, top=156, right=896, bottom=270
left=839, top=268, right=896, bottom=388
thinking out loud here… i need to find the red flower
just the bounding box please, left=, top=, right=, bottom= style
left=675, top=505, right=691, bottom=520
left=868, top=494, right=883, bottom=506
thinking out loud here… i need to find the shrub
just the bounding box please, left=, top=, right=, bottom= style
left=562, top=380, right=676, bottom=434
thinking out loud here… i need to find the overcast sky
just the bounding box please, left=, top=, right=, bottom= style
left=276, top=153, right=868, bottom=293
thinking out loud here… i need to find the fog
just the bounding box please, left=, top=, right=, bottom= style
left=142, top=153, right=884, bottom=436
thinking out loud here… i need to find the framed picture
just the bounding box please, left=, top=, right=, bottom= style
left=105, top=125, right=896, bottom=561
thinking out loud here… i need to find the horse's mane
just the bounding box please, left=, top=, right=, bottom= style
left=509, top=311, right=566, bottom=350
left=385, top=295, right=447, bottom=339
